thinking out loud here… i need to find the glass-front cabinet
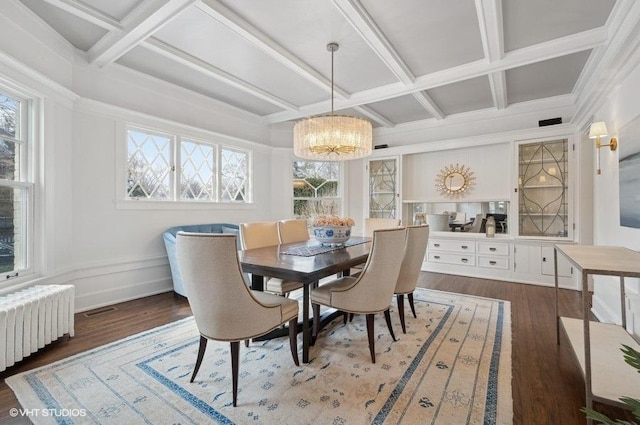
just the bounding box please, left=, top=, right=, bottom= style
left=517, top=138, right=570, bottom=238
left=368, top=156, right=399, bottom=219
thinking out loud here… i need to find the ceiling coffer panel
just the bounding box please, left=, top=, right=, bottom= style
left=118, top=47, right=284, bottom=116
left=502, top=0, right=615, bottom=52
left=505, top=50, right=591, bottom=105
left=427, top=76, right=494, bottom=116
left=153, top=6, right=329, bottom=107
left=366, top=95, right=433, bottom=124
left=216, top=0, right=399, bottom=93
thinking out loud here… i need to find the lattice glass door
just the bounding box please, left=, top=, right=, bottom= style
left=518, top=139, right=569, bottom=237
left=368, top=157, right=399, bottom=219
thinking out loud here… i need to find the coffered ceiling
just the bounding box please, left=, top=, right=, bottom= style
left=18, top=0, right=635, bottom=138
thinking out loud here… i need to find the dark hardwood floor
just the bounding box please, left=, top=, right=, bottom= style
left=0, top=272, right=635, bottom=424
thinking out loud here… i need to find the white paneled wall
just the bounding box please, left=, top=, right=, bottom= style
left=402, top=142, right=511, bottom=201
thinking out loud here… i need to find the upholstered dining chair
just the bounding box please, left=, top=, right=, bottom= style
left=363, top=217, right=401, bottom=237
left=311, top=227, right=407, bottom=363
left=394, top=225, right=430, bottom=333
left=240, top=221, right=303, bottom=295
left=176, top=232, right=299, bottom=407
left=277, top=219, right=310, bottom=244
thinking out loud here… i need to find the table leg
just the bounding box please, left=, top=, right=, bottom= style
left=251, top=274, right=264, bottom=291
left=302, top=282, right=312, bottom=363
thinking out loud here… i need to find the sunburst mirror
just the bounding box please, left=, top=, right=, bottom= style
left=435, top=163, right=475, bottom=198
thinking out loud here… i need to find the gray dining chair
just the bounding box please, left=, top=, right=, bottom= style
left=311, top=227, right=406, bottom=363
left=277, top=219, right=310, bottom=244
left=176, top=232, right=300, bottom=407
left=240, top=221, right=303, bottom=295
left=394, top=225, right=430, bottom=333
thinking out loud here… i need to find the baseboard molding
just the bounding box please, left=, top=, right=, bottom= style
left=3, top=256, right=175, bottom=313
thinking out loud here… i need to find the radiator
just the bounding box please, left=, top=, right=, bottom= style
left=0, top=285, right=75, bottom=372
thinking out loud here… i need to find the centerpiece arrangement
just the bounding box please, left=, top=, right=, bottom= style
left=312, top=215, right=355, bottom=246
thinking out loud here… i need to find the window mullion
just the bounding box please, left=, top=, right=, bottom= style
left=172, top=135, right=179, bottom=201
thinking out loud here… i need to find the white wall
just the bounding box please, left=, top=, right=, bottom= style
left=0, top=4, right=275, bottom=310
left=590, top=61, right=640, bottom=334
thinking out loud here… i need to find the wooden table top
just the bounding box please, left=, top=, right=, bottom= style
left=555, top=244, right=640, bottom=277
left=239, top=237, right=372, bottom=283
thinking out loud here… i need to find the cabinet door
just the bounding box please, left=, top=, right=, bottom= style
left=368, top=157, right=400, bottom=219
left=540, top=246, right=573, bottom=277
left=517, top=139, right=570, bottom=238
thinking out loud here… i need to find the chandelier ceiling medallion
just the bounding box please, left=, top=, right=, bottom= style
left=293, top=43, right=373, bottom=161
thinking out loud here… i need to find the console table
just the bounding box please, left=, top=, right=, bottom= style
left=554, top=245, right=640, bottom=424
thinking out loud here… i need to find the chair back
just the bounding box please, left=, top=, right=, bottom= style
left=277, top=219, right=309, bottom=244
left=333, top=227, right=406, bottom=313
left=364, top=218, right=401, bottom=237
left=239, top=221, right=280, bottom=249
left=468, top=213, right=486, bottom=233
left=176, top=232, right=282, bottom=340
left=395, top=225, right=430, bottom=294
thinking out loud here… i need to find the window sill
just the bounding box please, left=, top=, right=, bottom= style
left=115, top=200, right=257, bottom=210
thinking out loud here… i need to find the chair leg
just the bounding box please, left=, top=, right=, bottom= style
left=384, top=309, right=397, bottom=342
left=230, top=341, right=240, bottom=407
left=288, top=318, right=299, bottom=366
left=366, top=313, right=376, bottom=363
left=396, top=294, right=406, bottom=334
left=312, top=303, right=321, bottom=339
left=190, top=335, right=207, bottom=383
left=408, top=292, right=417, bottom=318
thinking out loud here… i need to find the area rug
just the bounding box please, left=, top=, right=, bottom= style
left=6, top=288, right=512, bottom=424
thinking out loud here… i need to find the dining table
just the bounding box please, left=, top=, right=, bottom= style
left=238, top=236, right=372, bottom=363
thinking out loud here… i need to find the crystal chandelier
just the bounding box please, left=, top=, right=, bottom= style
left=293, top=43, right=372, bottom=161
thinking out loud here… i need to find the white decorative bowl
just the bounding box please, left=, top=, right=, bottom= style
left=313, top=226, right=352, bottom=246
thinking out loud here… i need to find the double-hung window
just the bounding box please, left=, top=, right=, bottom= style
left=0, top=91, right=31, bottom=278
left=126, top=127, right=250, bottom=203
left=293, top=161, right=342, bottom=218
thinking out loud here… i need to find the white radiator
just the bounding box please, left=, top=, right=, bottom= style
left=0, top=285, right=75, bottom=372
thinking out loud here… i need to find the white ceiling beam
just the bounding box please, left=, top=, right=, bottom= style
left=331, top=0, right=414, bottom=85
left=88, top=0, right=196, bottom=67
left=475, top=0, right=507, bottom=110
left=412, top=92, right=445, bottom=120
left=42, top=0, right=122, bottom=31
left=142, top=38, right=298, bottom=111
left=196, top=0, right=349, bottom=99
left=264, top=27, right=608, bottom=124
left=475, top=0, right=503, bottom=62
left=488, top=71, right=507, bottom=110
left=354, top=105, right=395, bottom=128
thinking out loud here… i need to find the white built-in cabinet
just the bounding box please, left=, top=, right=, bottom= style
left=366, top=156, right=400, bottom=219
left=366, top=134, right=581, bottom=290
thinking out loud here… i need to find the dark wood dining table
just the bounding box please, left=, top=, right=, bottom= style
left=238, top=237, right=372, bottom=363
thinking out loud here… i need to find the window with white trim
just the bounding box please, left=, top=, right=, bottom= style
left=0, top=91, right=31, bottom=278
left=126, top=127, right=251, bottom=202
left=293, top=161, right=341, bottom=218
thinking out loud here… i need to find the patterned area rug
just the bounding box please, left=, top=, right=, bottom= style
left=7, top=289, right=512, bottom=424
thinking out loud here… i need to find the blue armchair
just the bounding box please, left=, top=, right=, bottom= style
left=163, top=223, right=240, bottom=296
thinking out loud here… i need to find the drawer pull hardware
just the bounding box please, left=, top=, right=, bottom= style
left=461, top=245, right=468, bottom=249
left=490, top=261, right=497, bottom=265
left=434, top=255, right=441, bottom=259
left=489, top=247, right=497, bottom=252
left=434, top=243, right=440, bottom=247
left=461, top=258, right=468, bottom=263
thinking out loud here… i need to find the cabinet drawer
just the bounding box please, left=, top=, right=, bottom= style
left=429, top=240, right=476, bottom=253
left=477, top=242, right=509, bottom=256
left=428, top=252, right=475, bottom=266
left=477, top=256, right=510, bottom=270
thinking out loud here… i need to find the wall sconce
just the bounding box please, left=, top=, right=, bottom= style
left=588, top=121, right=618, bottom=175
